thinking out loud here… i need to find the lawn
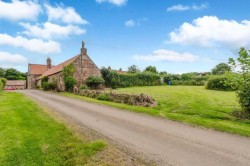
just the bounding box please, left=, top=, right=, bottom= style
left=61, top=86, right=250, bottom=137
left=0, top=92, right=106, bottom=165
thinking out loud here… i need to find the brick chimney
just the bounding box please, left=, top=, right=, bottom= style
left=47, top=57, right=51, bottom=69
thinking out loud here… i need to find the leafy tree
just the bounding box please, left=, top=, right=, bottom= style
left=211, top=63, right=231, bottom=75
left=5, top=68, right=25, bottom=80
left=0, top=68, right=5, bottom=77
left=144, top=66, right=158, bottom=74
left=226, top=47, right=250, bottom=112
left=159, top=71, right=168, bottom=76
left=128, top=65, right=140, bottom=74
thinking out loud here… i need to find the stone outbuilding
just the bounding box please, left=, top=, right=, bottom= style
left=5, top=80, right=26, bottom=90
left=27, top=42, right=101, bottom=91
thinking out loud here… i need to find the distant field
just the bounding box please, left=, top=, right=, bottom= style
left=0, top=92, right=106, bottom=165
left=62, top=86, right=250, bottom=137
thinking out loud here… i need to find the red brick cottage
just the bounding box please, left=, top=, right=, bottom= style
left=27, top=42, right=101, bottom=91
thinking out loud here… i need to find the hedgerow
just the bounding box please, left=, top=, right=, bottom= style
left=205, top=75, right=233, bottom=91
left=101, top=68, right=161, bottom=88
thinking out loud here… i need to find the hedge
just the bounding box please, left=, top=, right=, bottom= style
left=101, top=68, right=161, bottom=88
left=163, top=74, right=209, bottom=86
left=205, top=75, right=234, bottom=91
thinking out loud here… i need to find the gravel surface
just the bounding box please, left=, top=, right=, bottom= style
left=20, top=90, right=250, bottom=166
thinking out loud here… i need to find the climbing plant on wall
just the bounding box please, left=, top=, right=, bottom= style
left=62, top=64, right=77, bottom=92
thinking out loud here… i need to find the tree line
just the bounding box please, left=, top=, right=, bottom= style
left=0, top=68, right=26, bottom=80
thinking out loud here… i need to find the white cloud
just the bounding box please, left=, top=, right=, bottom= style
left=0, top=34, right=61, bottom=54
left=96, top=0, right=127, bottom=6
left=45, top=4, right=88, bottom=24
left=133, top=49, right=199, bottom=62
left=0, top=52, right=27, bottom=65
left=168, top=16, right=250, bottom=49
left=125, top=19, right=136, bottom=27
left=0, top=0, right=41, bottom=21
left=20, top=22, right=85, bottom=39
left=167, top=3, right=207, bottom=12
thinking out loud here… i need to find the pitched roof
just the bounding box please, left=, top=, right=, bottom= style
left=6, top=80, right=26, bottom=86
left=29, top=64, right=49, bottom=75
left=39, top=55, right=80, bottom=79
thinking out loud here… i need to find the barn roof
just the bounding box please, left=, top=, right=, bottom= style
left=38, top=55, right=80, bottom=79
left=6, top=80, right=26, bottom=86
left=28, top=64, right=49, bottom=75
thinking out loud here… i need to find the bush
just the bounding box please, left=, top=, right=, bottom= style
left=64, top=77, right=77, bottom=92
left=0, top=78, right=7, bottom=90
left=42, top=82, right=49, bottom=91
left=226, top=47, right=250, bottom=112
left=85, top=76, right=104, bottom=89
left=97, top=93, right=110, bottom=101
left=205, top=75, right=233, bottom=91
left=43, top=82, right=57, bottom=91
left=236, top=76, right=250, bottom=112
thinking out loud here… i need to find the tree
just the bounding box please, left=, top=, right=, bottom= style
left=144, top=66, right=158, bottom=74
left=128, top=65, right=140, bottom=74
left=226, top=47, right=250, bottom=112
left=159, top=71, right=168, bottom=76
left=0, top=68, right=5, bottom=77
left=5, top=68, right=25, bottom=80
left=211, top=63, right=231, bottom=75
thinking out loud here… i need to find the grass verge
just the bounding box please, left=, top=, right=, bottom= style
left=60, top=86, right=250, bottom=137
left=0, top=91, right=106, bottom=165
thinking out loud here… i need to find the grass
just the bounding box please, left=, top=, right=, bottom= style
left=61, top=86, right=250, bottom=137
left=0, top=91, right=106, bottom=165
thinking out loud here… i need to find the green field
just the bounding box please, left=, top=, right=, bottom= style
left=0, top=92, right=106, bottom=165
left=62, top=86, right=250, bottom=137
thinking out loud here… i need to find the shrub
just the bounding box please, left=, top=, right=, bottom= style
left=236, top=76, right=250, bottom=112
left=205, top=75, right=233, bottom=91
left=97, top=93, right=109, bottom=101
left=41, top=76, right=48, bottom=87
left=85, top=76, right=104, bottom=89
left=226, top=47, right=250, bottom=112
left=80, top=85, right=89, bottom=90
left=42, top=82, right=49, bottom=91
left=43, top=82, right=57, bottom=91
left=0, top=78, right=7, bottom=90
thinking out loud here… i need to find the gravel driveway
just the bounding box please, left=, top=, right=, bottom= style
left=20, top=90, right=250, bottom=166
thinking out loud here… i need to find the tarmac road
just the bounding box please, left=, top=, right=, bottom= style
left=20, top=90, right=250, bottom=166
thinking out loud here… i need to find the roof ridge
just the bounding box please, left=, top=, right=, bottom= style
left=37, top=54, right=80, bottom=79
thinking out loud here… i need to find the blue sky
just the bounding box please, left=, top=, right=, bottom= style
left=0, top=0, right=250, bottom=73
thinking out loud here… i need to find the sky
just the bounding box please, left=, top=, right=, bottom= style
left=0, top=0, right=250, bottom=73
